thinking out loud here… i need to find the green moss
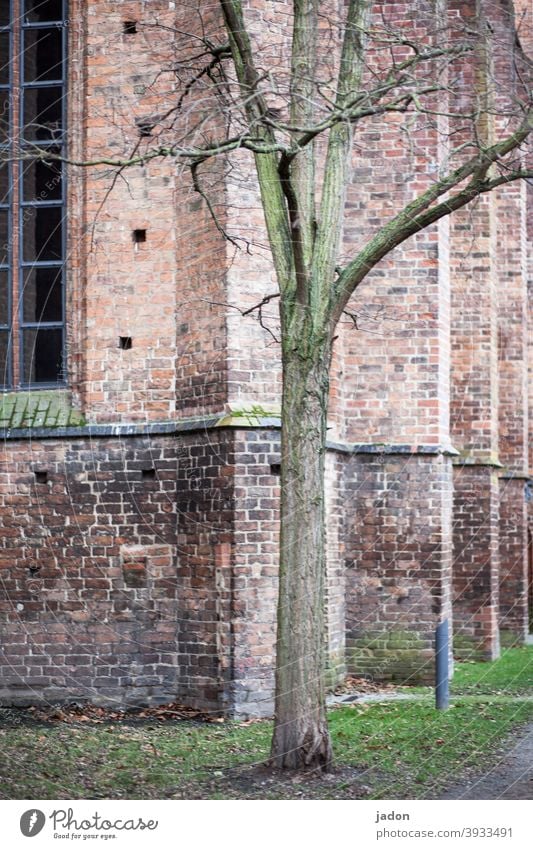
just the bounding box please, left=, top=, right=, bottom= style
left=452, top=633, right=488, bottom=661
left=324, top=651, right=346, bottom=690
left=348, top=629, right=429, bottom=683
left=216, top=404, right=281, bottom=427
left=0, top=391, right=85, bottom=430
left=499, top=629, right=525, bottom=649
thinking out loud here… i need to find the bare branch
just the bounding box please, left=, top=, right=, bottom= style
left=331, top=115, right=533, bottom=324
left=190, top=158, right=245, bottom=250
left=219, top=0, right=295, bottom=299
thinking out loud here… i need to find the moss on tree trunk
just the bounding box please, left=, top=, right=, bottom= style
left=270, top=334, right=333, bottom=770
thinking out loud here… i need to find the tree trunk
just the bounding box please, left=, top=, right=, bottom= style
left=269, top=332, right=333, bottom=770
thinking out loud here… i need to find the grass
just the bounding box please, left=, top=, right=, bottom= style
left=332, top=700, right=533, bottom=798
left=0, top=647, right=531, bottom=800
left=450, top=645, right=533, bottom=695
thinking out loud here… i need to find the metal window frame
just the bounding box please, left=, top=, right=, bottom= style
left=2, top=0, right=68, bottom=389
left=0, top=0, right=13, bottom=387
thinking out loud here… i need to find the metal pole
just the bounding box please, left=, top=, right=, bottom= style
left=435, top=618, right=450, bottom=710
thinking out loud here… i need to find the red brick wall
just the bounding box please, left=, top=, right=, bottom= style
left=452, top=467, right=500, bottom=659
left=499, top=478, right=529, bottom=644
left=69, top=1, right=230, bottom=422
left=0, top=435, right=179, bottom=706
left=448, top=107, right=500, bottom=655
left=345, top=451, right=453, bottom=683
left=0, top=0, right=531, bottom=717
left=231, top=430, right=281, bottom=716
left=491, top=0, right=530, bottom=641
left=176, top=430, right=235, bottom=713
left=339, top=0, right=454, bottom=681
left=340, top=0, right=451, bottom=448
left=79, top=2, right=180, bottom=422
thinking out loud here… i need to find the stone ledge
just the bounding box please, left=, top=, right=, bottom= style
left=0, top=405, right=460, bottom=458
left=328, top=441, right=459, bottom=457
left=452, top=452, right=503, bottom=468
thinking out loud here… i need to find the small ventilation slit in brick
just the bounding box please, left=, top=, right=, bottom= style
left=123, top=21, right=137, bottom=34
left=34, top=471, right=48, bottom=484
left=142, top=468, right=156, bottom=480
left=119, top=336, right=132, bottom=350
left=270, top=463, right=281, bottom=476
left=136, top=119, right=154, bottom=138
left=133, top=229, right=146, bottom=243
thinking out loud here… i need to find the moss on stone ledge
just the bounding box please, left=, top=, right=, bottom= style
left=0, top=391, right=85, bottom=430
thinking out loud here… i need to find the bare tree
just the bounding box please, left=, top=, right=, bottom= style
left=8, top=0, right=532, bottom=770
left=209, top=0, right=532, bottom=771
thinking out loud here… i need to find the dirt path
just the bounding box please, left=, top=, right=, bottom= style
left=440, top=723, right=533, bottom=799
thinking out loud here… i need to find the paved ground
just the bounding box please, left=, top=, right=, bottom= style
left=440, top=722, right=533, bottom=800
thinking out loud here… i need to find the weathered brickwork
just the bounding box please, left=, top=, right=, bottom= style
left=231, top=430, right=281, bottom=716
left=449, top=189, right=500, bottom=657
left=175, top=430, right=235, bottom=713
left=337, top=0, right=455, bottom=683
left=0, top=435, right=178, bottom=706
left=324, top=451, right=347, bottom=688
left=499, top=477, right=529, bottom=645
left=490, top=1, right=531, bottom=645
left=0, top=0, right=530, bottom=716
left=496, top=176, right=529, bottom=644
left=345, top=452, right=453, bottom=684
left=452, top=466, right=500, bottom=660
left=79, top=2, right=181, bottom=422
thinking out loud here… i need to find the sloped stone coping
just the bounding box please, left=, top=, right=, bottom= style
left=0, top=390, right=85, bottom=431
left=0, top=405, right=460, bottom=458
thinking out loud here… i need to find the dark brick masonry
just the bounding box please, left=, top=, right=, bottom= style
left=0, top=435, right=179, bottom=707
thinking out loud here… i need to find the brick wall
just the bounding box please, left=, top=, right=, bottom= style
left=452, top=467, right=500, bottom=659
left=79, top=2, right=180, bottom=422
left=176, top=429, right=235, bottom=713
left=0, top=0, right=531, bottom=716
left=488, top=0, right=530, bottom=645
left=0, top=434, right=179, bottom=706
left=345, top=451, right=453, bottom=684
left=71, top=1, right=231, bottom=422
left=231, top=430, right=281, bottom=716
left=499, top=477, right=529, bottom=645
left=449, top=182, right=500, bottom=658
left=338, top=1, right=454, bottom=682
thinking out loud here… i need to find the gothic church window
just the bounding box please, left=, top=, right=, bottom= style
left=0, top=0, right=67, bottom=389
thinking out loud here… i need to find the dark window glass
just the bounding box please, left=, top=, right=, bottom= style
left=24, top=0, right=63, bottom=23
left=0, top=0, right=9, bottom=28
left=0, top=207, right=8, bottom=263
left=22, top=205, right=62, bottom=261
left=23, top=27, right=63, bottom=83
left=22, top=154, right=62, bottom=201
left=0, top=329, right=10, bottom=385
left=23, top=265, right=62, bottom=321
left=22, top=327, right=62, bottom=383
left=23, top=85, right=63, bottom=141
left=0, top=269, right=8, bottom=324
left=0, top=32, right=10, bottom=85
left=0, top=89, right=10, bottom=142
left=2, top=2, right=67, bottom=388
left=0, top=162, right=8, bottom=202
